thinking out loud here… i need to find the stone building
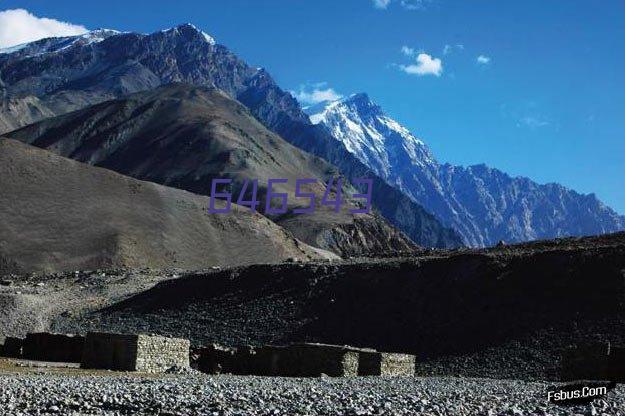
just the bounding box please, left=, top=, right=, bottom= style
left=81, top=332, right=190, bottom=373
left=231, top=345, right=262, bottom=375
left=23, top=333, right=85, bottom=363
left=196, top=343, right=360, bottom=377
left=357, top=351, right=415, bottom=376
left=256, top=343, right=360, bottom=377
left=196, top=344, right=237, bottom=374
left=1, top=337, right=24, bottom=358
left=196, top=342, right=416, bottom=377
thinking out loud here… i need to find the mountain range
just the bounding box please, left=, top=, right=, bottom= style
left=0, top=24, right=462, bottom=249
left=307, top=93, right=625, bottom=246
left=0, top=23, right=622, bottom=249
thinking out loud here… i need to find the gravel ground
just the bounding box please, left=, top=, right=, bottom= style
left=0, top=372, right=623, bottom=416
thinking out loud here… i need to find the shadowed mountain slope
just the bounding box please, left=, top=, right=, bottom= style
left=0, top=139, right=335, bottom=274
left=6, top=84, right=417, bottom=256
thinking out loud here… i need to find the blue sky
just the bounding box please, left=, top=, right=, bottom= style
left=2, top=0, right=624, bottom=213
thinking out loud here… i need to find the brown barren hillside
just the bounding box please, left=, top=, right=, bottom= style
left=0, top=139, right=334, bottom=274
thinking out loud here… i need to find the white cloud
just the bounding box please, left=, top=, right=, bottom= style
left=443, top=44, right=464, bottom=55
left=372, top=0, right=391, bottom=9
left=476, top=55, right=491, bottom=65
left=372, top=0, right=430, bottom=10
left=502, top=102, right=553, bottom=130
left=0, top=9, right=87, bottom=48
left=399, top=0, right=429, bottom=10
left=400, top=45, right=415, bottom=57
left=399, top=53, right=443, bottom=77
left=292, top=82, right=343, bottom=105
left=519, top=116, right=549, bottom=129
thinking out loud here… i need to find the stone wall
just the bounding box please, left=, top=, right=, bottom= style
left=358, top=351, right=415, bottom=376
left=231, top=345, right=261, bottom=375
left=135, top=334, right=190, bottom=373
left=81, top=332, right=139, bottom=371
left=2, top=337, right=24, bottom=358
left=22, top=333, right=84, bottom=363
left=81, top=332, right=189, bottom=373
left=196, top=344, right=237, bottom=374
left=195, top=342, right=416, bottom=378
left=250, top=343, right=359, bottom=377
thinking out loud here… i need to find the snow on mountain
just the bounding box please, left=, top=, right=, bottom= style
left=0, top=43, right=28, bottom=55
left=308, top=93, right=434, bottom=178
left=161, top=23, right=216, bottom=45
left=0, top=24, right=217, bottom=58
left=0, top=29, right=120, bottom=57
left=307, top=94, right=625, bottom=246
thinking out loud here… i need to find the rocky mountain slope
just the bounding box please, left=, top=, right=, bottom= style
left=0, top=138, right=335, bottom=274
left=0, top=24, right=462, bottom=248
left=5, top=84, right=416, bottom=257
left=307, top=94, right=625, bottom=246
left=35, top=232, right=625, bottom=380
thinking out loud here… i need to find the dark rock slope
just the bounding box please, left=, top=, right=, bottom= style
left=53, top=232, right=625, bottom=380
left=0, top=24, right=462, bottom=248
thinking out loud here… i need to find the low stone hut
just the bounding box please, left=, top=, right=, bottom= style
left=196, top=342, right=416, bottom=377
left=2, top=337, right=24, bottom=358
left=23, top=333, right=85, bottom=363
left=253, top=343, right=360, bottom=377
left=196, top=344, right=237, bottom=374
left=81, top=332, right=190, bottom=373
left=358, top=351, right=415, bottom=376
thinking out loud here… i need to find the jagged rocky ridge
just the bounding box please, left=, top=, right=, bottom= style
left=307, top=94, right=625, bottom=246
left=0, top=24, right=462, bottom=248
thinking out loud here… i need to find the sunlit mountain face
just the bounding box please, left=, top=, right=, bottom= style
left=307, top=94, right=625, bottom=246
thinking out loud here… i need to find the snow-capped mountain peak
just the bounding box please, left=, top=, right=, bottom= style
left=306, top=93, right=625, bottom=247
left=0, top=29, right=120, bottom=57
left=161, top=23, right=216, bottom=45
left=0, top=23, right=218, bottom=60
left=306, top=93, right=433, bottom=177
